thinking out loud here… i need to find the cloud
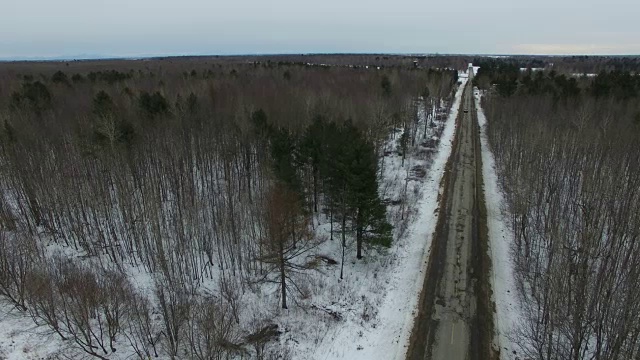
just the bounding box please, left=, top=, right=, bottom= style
left=511, top=43, right=640, bottom=55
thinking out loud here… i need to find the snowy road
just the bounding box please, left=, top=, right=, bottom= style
left=430, top=78, right=478, bottom=360
left=407, top=74, right=492, bottom=360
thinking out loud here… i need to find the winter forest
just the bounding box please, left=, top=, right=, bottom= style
left=3, top=54, right=639, bottom=360
left=476, top=59, right=640, bottom=359
left=0, top=57, right=457, bottom=359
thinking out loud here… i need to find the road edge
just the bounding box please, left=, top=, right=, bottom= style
left=405, top=83, right=468, bottom=360
left=469, top=89, right=499, bottom=360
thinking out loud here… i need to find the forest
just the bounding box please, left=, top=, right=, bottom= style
left=0, top=57, right=457, bottom=359
left=479, top=61, right=640, bottom=359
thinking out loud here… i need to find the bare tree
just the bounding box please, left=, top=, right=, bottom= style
left=0, top=232, right=39, bottom=310
left=155, top=275, right=192, bottom=359
left=484, top=88, right=640, bottom=360
left=258, top=183, right=319, bottom=309
left=125, top=293, right=161, bottom=359
left=185, top=297, right=245, bottom=360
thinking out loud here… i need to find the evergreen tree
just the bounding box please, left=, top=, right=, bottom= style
left=319, top=121, right=392, bottom=266
left=186, top=93, right=199, bottom=114
left=381, top=75, right=392, bottom=97
left=269, top=128, right=301, bottom=196
left=92, top=91, right=115, bottom=117
left=250, top=109, right=269, bottom=134
left=343, top=122, right=392, bottom=258
left=322, top=122, right=353, bottom=278
left=51, top=71, right=70, bottom=86
left=138, top=91, right=170, bottom=119
left=299, top=115, right=326, bottom=213
left=10, top=81, right=52, bottom=116
left=71, top=73, right=84, bottom=83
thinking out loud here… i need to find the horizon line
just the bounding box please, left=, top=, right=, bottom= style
left=2, top=52, right=640, bottom=63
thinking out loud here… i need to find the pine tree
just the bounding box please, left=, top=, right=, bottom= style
left=269, top=128, right=301, bottom=196
left=51, top=71, right=70, bottom=86
left=10, top=81, right=52, bottom=116
left=343, top=122, right=392, bottom=259
left=299, top=115, right=326, bottom=213
left=92, top=91, right=115, bottom=117
left=319, top=121, right=392, bottom=267
left=381, top=75, right=392, bottom=97
left=138, top=91, right=170, bottom=119
left=317, top=121, right=353, bottom=278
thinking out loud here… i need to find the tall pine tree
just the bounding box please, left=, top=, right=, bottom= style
left=299, top=115, right=326, bottom=214
left=319, top=121, right=392, bottom=264
left=342, top=122, right=392, bottom=259
left=269, top=128, right=301, bottom=195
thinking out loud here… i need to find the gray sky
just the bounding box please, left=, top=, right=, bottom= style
left=1, top=0, right=639, bottom=59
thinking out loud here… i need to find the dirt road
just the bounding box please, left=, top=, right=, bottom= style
left=406, top=77, right=493, bottom=360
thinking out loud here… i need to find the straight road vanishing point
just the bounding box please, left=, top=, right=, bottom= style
left=407, top=70, right=494, bottom=360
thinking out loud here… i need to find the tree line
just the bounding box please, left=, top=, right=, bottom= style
left=474, top=58, right=640, bottom=101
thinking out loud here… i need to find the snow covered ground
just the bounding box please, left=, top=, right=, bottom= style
left=296, top=74, right=468, bottom=360
left=474, top=90, right=522, bottom=359
left=0, top=73, right=468, bottom=360
left=0, top=305, right=63, bottom=360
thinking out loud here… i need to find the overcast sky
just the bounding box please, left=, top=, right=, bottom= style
left=1, top=0, right=639, bottom=59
